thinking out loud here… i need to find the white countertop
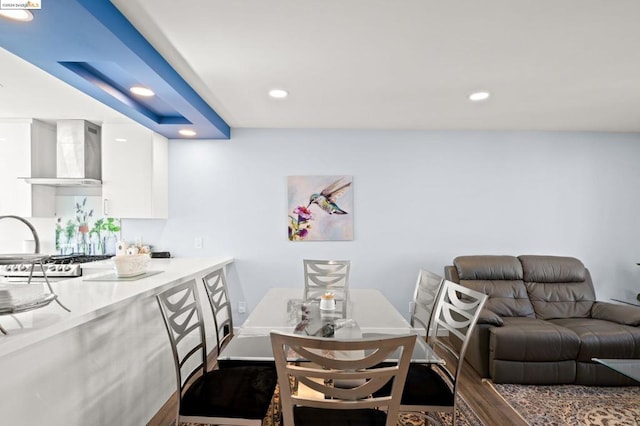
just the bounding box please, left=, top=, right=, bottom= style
left=0, top=256, right=233, bottom=358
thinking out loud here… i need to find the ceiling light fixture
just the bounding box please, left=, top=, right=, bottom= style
left=115, top=138, right=127, bottom=142
left=179, top=129, right=196, bottom=137
left=269, top=89, right=288, bottom=99
left=469, top=91, right=490, bottom=102
left=130, top=86, right=155, bottom=97
left=0, top=10, right=34, bottom=22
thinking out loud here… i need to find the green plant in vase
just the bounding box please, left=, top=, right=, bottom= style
left=89, top=218, right=106, bottom=254
left=87, top=217, right=120, bottom=255
left=55, top=218, right=63, bottom=254
left=106, top=217, right=121, bottom=235
left=104, top=217, right=121, bottom=255
left=64, top=220, right=77, bottom=254
left=75, top=197, right=93, bottom=254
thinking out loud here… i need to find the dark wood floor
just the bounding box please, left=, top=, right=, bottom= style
left=148, top=395, right=177, bottom=426
left=148, top=348, right=528, bottom=426
left=445, top=350, right=528, bottom=426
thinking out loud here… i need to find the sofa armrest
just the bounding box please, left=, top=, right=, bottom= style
left=478, top=308, right=504, bottom=326
left=591, top=301, right=640, bottom=326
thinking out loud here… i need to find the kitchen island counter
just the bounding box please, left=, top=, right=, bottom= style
left=0, top=256, right=233, bottom=357
left=0, top=256, right=233, bottom=426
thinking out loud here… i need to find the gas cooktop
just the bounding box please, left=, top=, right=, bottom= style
left=0, top=254, right=113, bottom=278
left=48, top=254, right=113, bottom=264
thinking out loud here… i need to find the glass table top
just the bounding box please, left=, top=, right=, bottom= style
left=218, top=288, right=441, bottom=364
left=592, top=358, right=640, bottom=382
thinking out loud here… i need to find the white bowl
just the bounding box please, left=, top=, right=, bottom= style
left=112, top=254, right=151, bottom=278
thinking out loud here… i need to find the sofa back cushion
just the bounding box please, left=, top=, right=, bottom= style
left=454, top=255, right=535, bottom=318
left=519, top=255, right=596, bottom=319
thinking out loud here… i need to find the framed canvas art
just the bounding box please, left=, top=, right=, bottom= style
left=287, top=175, right=353, bottom=241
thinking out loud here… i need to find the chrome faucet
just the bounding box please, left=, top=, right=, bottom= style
left=0, top=215, right=41, bottom=253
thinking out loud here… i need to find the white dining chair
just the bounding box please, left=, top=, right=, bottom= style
left=385, top=280, right=488, bottom=425
left=410, top=269, right=444, bottom=338
left=303, top=259, right=350, bottom=316
left=156, top=279, right=277, bottom=425
left=270, top=330, right=416, bottom=426
left=202, top=268, right=234, bottom=354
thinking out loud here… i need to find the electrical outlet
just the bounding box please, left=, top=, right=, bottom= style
left=238, top=301, right=246, bottom=314
left=194, top=237, right=203, bottom=249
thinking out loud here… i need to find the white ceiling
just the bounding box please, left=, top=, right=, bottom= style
left=0, top=46, right=129, bottom=126
left=3, top=0, right=640, bottom=133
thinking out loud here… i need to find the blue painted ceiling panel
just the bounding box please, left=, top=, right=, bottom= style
left=0, top=0, right=230, bottom=139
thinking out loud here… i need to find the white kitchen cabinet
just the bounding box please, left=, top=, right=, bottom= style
left=101, top=122, right=168, bottom=218
left=0, top=119, right=56, bottom=217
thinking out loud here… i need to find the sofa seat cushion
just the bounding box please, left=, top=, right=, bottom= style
left=490, top=317, right=580, bottom=362
left=549, top=318, right=640, bottom=361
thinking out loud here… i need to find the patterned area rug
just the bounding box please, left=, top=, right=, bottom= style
left=490, top=382, right=640, bottom=425
left=184, top=385, right=485, bottom=426
left=397, top=398, right=484, bottom=426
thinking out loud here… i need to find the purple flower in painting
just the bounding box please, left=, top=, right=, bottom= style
left=289, top=205, right=314, bottom=241
left=294, top=205, right=313, bottom=221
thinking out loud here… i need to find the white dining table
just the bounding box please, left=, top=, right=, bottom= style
left=218, top=287, right=443, bottom=365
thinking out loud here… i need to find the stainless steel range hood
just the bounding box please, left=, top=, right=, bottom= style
left=22, top=120, right=102, bottom=187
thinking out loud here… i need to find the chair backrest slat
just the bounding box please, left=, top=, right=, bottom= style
left=303, top=259, right=350, bottom=316
left=271, top=331, right=415, bottom=426
left=202, top=268, right=234, bottom=354
left=428, top=279, right=488, bottom=393
left=410, top=269, right=444, bottom=337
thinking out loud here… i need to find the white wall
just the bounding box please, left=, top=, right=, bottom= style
left=121, top=128, right=640, bottom=321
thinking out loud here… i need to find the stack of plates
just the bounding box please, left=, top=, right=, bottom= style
left=0, top=285, right=55, bottom=314
left=0, top=289, right=15, bottom=313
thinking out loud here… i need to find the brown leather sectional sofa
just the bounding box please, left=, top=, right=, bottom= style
left=445, top=255, right=640, bottom=385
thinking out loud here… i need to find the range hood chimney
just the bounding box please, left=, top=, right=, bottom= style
left=23, top=120, right=102, bottom=186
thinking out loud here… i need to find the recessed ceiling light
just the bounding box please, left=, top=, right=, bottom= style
left=115, top=138, right=127, bottom=142
left=179, top=129, right=196, bottom=137
left=469, top=91, right=490, bottom=102
left=0, top=10, right=34, bottom=22
left=269, top=89, right=288, bottom=99
left=130, top=86, right=155, bottom=97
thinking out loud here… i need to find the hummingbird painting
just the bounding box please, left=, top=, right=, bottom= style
left=308, top=178, right=352, bottom=215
